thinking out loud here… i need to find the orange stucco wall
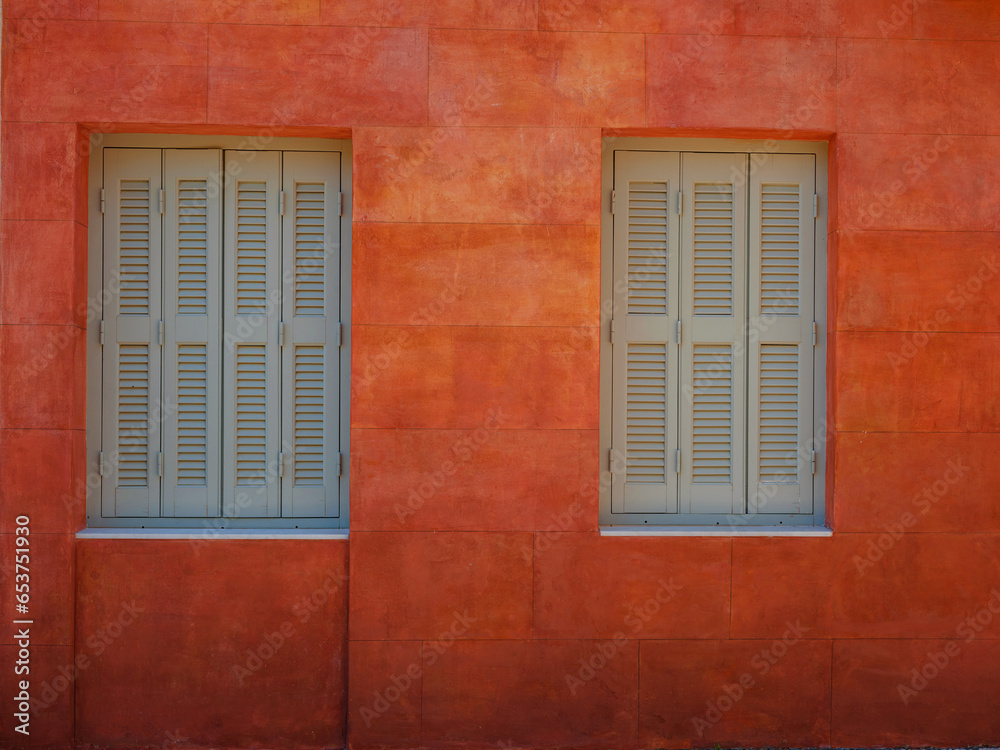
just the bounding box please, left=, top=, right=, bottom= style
left=2, top=1, right=1000, bottom=748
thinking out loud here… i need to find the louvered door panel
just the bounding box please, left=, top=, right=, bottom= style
left=691, top=344, right=735, bottom=485
left=748, top=154, right=815, bottom=513
left=610, top=151, right=679, bottom=515
left=679, top=153, right=747, bottom=514
left=760, top=183, right=801, bottom=314
left=280, top=151, right=341, bottom=517
left=692, top=182, right=735, bottom=316
left=101, top=148, right=163, bottom=518
left=223, top=151, right=282, bottom=517
left=625, top=343, right=668, bottom=482
left=162, top=150, right=222, bottom=517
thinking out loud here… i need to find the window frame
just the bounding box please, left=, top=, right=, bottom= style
left=85, top=133, right=352, bottom=530
left=598, top=137, right=829, bottom=530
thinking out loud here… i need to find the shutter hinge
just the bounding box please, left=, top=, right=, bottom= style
left=280, top=190, right=286, bottom=216
left=812, top=321, right=818, bottom=346
left=338, top=192, right=344, bottom=217
left=337, top=452, right=343, bottom=478
left=278, top=452, right=285, bottom=478
left=99, top=188, right=106, bottom=215
left=159, top=188, right=165, bottom=215
left=810, top=450, right=817, bottom=475
left=98, top=451, right=106, bottom=477
left=157, top=320, right=165, bottom=346
left=677, top=191, right=683, bottom=215
left=675, top=319, right=682, bottom=344
left=337, top=321, right=343, bottom=347
left=813, top=194, right=819, bottom=218
left=157, top=452, right=164, bottom=478
left=279, top=320, right=286, bottom=348
left=608, top=448, right=616, bottom=473
left=99, top=320, right=106, bottom=346
left=675, top=448, right=681, bottom=474
left=610, top=190, right=616, bottom=215
left=609, top=319, right=616, bottom=344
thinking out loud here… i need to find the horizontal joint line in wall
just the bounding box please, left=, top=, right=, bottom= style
left=836, top=331, right=1000, bottom=335
left=0, top=322, right=88, bottom=330
left=835, top=429, right=1000, bottom=434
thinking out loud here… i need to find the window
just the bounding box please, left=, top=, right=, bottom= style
left=87, top=136, right=350, bottom=528
left=599, top=140, right=827, bottom=528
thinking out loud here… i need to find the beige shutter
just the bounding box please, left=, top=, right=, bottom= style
left=747, top=154, right=816, bottom=514
left=610, top=151, right=680, bottom=514
left=101, top=148, right=163, bottom=518
left=279, top=152, right=342, bottom=517
left=222, top=151, right=282, bottom=518
left=161, top=149, right=223, bottom=517
left=678, top=152, right=748, bottom=514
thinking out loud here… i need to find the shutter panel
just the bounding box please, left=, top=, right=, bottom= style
left=280, top=151, right=341, bottom=517
left=223, top=151, right=282, bottom=517
left=101, top=148, right=163, bottom=518
left=678, top=153, right=748, bottom=514
left=161, top=149, right=223, bottom=517
left=610, top=151, right=680, bottom=515
left=748, top=154, right=815, bottom=514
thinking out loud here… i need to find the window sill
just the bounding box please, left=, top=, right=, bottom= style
left=76, top=528, right=349, bottom=541
left=600, top=525, right=831, bottom=538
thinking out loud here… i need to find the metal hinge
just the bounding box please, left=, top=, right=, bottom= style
left=280, top=190, right=286, bottom=216
left=675, top=319, right=682, bottom=344
left=610, top=189, right=616, bottom=215
left=98, top=451, right=106, bottom=477
left=609, top=319, right=616, bottom=344
left=677, top=191, right=683, bottom=215
left=278, top=452, right=285, bottom=478
left=337, top=321, right=343, bottom=347
left=157, top=320, right=165, bottom=346
left=608, top=448, right=616, bottom=473
left=99, top=188, right=106, bottom=215
left=337, top=453, right=343, bottom=478
left=813, top=194, right=819, bottom=218
left=675, top=448, right=681, bottom=473
left=812, top=321, right=818, bottom=346
left=338, top=192, right=344, bottom=217
left=810, top=450, right=817, bottom=475
left=159, top=188, right=165, bottom=215
left=279, top=320, right=286, bottom=348
left=157, top=452, right=164, bottom=478
left=99, top=320, right=106, bottom=346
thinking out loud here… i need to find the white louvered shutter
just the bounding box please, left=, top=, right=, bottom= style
left=222, top=151, right=282, bottom=517
left=280, top=152, right=342, bottom=517
left=161, top=150, right=223, bottom=517
left=747, top=154, right=815, bottom=514
left=678, top=153, right=748, bottom=514
left=610, top=151, right=680, bottom=514
left=101, top=148, right=163, bottom=517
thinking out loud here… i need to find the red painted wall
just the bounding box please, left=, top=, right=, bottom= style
left=2, top=0, right=1000, bottom=748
